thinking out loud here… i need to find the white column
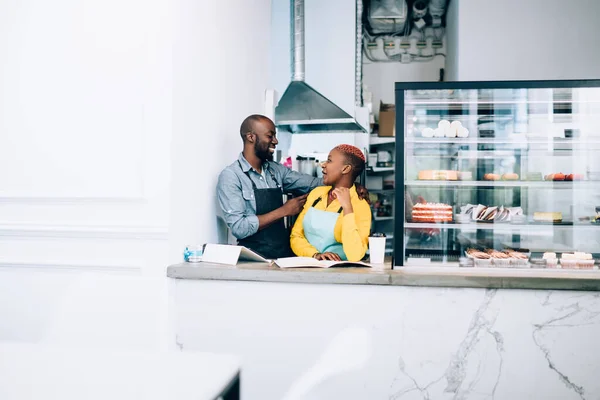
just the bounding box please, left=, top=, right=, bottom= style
left=168, top=0, right=273, bottom=263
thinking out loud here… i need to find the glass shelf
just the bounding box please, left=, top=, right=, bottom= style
left=405, top=137, right=600, bottom=145
left=369, top=135, right=396, bottom=146
left=369, top=189, right=396, bottom=194
left=367, top=166, right=395, bottom=173
left=404, top=222, right=600, bottom=231
left=405, top=100, right=600, bottom=106
left=373, top=215, right=394, bottom=221
left=404, top=180, right=597, bottom=188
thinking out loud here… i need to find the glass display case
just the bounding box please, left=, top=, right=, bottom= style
left=394, top=80, right=600, bottom=269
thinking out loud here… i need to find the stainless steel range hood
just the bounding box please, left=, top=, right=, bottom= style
left=275, top=0, right=366, bottom=133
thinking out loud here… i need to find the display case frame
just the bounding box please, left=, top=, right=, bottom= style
left=393, top=79, right=600, bottom=268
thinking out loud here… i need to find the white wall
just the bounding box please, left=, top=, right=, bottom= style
left=445, top=0, right=459, bottom=81
left=362, top=26, right=448, bottom=117
left=0, top=0, right=172, bottom=276
left=168, top=0, right=273, bottom=262
left=449, top=0, right=600, bottom=81
left=363, top=56, right=445, bottom=118
left=0, top=0, right=273, bottom=270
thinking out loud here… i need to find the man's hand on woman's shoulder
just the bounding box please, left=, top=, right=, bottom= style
left=281, top=194, right=308, bottom=216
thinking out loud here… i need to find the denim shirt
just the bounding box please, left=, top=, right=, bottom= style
left=217, top=153, right=322, bottom=240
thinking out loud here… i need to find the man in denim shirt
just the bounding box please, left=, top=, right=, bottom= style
left=217, top=115, right=321, bottom=259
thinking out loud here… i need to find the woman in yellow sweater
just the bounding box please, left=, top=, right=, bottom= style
left=290, top=144, right=372, bottom=262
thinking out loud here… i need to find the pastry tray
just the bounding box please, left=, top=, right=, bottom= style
left=529, top=220, right=574, bottom=226
left=456, top=218, right=519, bottom=224
left=407, top=220, right=454, bottom=224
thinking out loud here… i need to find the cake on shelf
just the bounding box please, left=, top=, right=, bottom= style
left=466, top=249, right=491, bottom=259
left=486, top=250, right=511, bottom=266
left=420, top=120, right=469, bottom=138
left=545, top=173, right=565, bottom=181
left=525, top=172, right=543, bottom=181
left=417, top=170, right=458, bottom=181
left=565, top=173, right=583, bottom=181
left=533, top=212, right=563, bottom=223
left=544, top=173, right=583, bottom=181
left=483, top=173, right=518, bottom=181
left=560, top=252, right=594, bottom=269
left=483, top=173, right=500, bottom=181
left=465, top=248, right=530, bottom=268
left=501, top=173, right=519, bottom=181
left=458, top=171, right=473, bottom=181
left=543, top=252, right=558, bottom=267
left=412, top=203, right=453, bottom=223
left=505, top=250, right=529, bottom=260
left=459, top=204, right=523, bottom=222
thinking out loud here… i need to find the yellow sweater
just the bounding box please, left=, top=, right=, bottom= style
left=290, top=185, right=372, bottom=262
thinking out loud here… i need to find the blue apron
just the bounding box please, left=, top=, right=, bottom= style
left=303, top=195, right=347, bottom=261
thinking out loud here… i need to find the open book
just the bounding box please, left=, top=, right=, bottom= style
left=274, top=257, right=371, bottom=269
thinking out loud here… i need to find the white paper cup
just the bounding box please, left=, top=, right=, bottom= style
left=369, top=237, right=386, bottom=264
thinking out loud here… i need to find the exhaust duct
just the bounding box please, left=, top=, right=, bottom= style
left=275, top=0, right=367, bottom=133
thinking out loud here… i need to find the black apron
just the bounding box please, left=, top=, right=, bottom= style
left=311, top=194, right=343, bottom=213
left=237, top=161, right=292, bottom=259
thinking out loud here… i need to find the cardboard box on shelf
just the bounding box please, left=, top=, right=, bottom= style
left=378, top=101, right=395, bottom=137
left=383, top=179, right=395, bottom=190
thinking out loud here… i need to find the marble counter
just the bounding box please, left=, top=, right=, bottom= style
left=172, top=276, right=600, bottom=400
left=167, top=261, right=600, bottom=291
left=167, top=261, right=392, bottom=285
left=2, top=266, right=600, bottom=399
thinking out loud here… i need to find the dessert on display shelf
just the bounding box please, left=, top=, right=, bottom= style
left=420, top=119, right=469, bottom=138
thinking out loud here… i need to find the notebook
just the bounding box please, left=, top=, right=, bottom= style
left=274, top=257, right=371, bottom=269
left=202, top=244, right=270, bottom=265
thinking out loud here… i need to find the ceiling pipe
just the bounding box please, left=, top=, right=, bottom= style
left=291, top=0, right=305, bottom=81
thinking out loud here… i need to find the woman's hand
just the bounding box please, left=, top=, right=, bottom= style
left=332, top=187, right=353, bottom=214
left=314, top=252, right=342, bottom=261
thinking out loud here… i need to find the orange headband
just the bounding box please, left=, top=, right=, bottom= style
left=334, top=144, right=366, bottom=162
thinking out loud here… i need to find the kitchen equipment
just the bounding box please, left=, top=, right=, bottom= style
left=275, top=0, right=366, bottom=133
left=368, top=153, right=378, bottom=168
left=315, top=159, right=324, bottom=178
left=377, top=150, right=393, bottom=167
left=412, top=0, right=428, bottom=19
left=297, top=156, right=316, bottom=177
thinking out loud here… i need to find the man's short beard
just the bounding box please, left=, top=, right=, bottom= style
left=254, top=141, right=273, bottom=161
